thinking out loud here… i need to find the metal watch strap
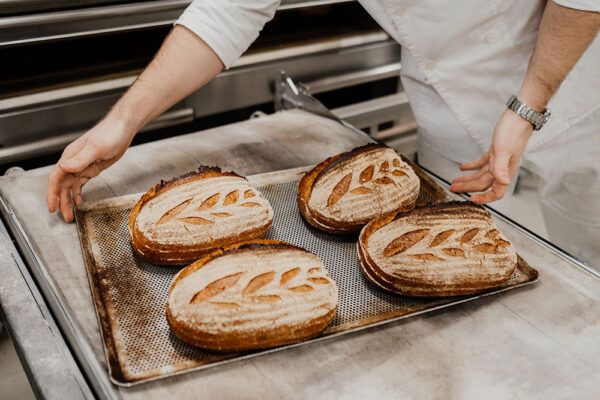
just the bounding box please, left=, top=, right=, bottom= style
left=506, top=95, right=551, bottom=130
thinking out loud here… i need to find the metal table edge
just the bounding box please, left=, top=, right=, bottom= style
left=0, top=194, right=118, bottom=400
left=0, top=217, right=96, bottom=400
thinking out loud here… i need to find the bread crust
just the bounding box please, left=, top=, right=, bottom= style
left=166, top=239, right=338, bottom=352
left=129, top=166, right=273, bottom=265
left=358, top=201, right=518, bottom=297
left=297, top=144, right=420, bottom=234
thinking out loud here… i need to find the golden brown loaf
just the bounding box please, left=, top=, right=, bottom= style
left=358, top=201, right=518, bottom=297
left=166, top=240, right=338, bottom=352
left=129, top=166, right=274, bottom=265
left=297, top=144, right=420, bottom=234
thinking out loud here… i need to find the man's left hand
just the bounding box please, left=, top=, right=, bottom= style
left=449, top=109, right=533, bottom=204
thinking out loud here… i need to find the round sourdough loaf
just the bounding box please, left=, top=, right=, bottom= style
left=129, top=166, right=273, bottom=265
left=166, top=240, right=338, bottom=352
left=298, top=144, right=420, bottom=234
left=358, top=201, right=518, bottom=297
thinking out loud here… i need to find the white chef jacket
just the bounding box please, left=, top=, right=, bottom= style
left=176, top=0, right=600, bottom=156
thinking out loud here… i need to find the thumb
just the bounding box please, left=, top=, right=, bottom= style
left=59, top=143, right=101, bottom=173
left=492, top=151, right=511, bottom=186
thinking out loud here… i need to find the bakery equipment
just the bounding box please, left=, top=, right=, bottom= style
left=2, top=109, right=600, bottom=399
left=75, top=160, right=538, bottom=385
left=0, top=1, right=413, bottom=167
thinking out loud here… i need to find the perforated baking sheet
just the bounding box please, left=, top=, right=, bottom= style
left=75, top=161, right=539, bottom=386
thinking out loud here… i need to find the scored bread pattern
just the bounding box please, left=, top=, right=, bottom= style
left=188, top=266, right=331, bottom=309
left=327, top=157, right=409, bottom=207
left=167, top=242, right=338, bottom=352
left=157, top=189, right=262, bottom=226
left=358, top=202, right=519, bottom=297
left=383, top=227, right=512, bottom=261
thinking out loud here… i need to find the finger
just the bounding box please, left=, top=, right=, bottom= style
left=59, top=183, right=74, bottom=223
left=451, top=164, right=490, bottom=185
left=451, top=171, right=494, bottom=193
left=460, top=153, right=489, bottom=171
left=470, top=180, right=509, bottom=204
left=47, top=166, right=67, bottom=212
left=72, top=177, right=89, bottom=206
left=491, top=152, right=512, bottom=186
left=77, top=162, right=106, bottom=180
left=59, top=142, right=102, bottom=174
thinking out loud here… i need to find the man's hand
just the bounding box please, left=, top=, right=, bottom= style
left=450, top=110, right=533, bottom=204
left=47, top=117, right=133, bottom=222
left=450, top=1, right=599, bottom=205
left=45, top=26, right=224, bottom=223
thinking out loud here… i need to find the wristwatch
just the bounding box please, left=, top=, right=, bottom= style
left=506, top=95, right=551, bottom=130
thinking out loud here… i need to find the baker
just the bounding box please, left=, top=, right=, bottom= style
left=46, top=1, right=600, bottom=265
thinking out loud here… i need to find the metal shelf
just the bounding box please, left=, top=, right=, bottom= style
left=0, top=0, right=354, bottom=47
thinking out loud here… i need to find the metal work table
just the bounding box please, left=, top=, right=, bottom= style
left=1, top=110, right=599, bottom=399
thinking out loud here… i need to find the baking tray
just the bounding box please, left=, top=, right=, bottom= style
left=75, top=158, right=540, bottom=386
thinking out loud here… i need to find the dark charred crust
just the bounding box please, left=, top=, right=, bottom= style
left=391, top=201, right=487, bottom=222
left=132, top=165, right=246, bottom=222
left=314, top=144, right=389, bottom=185
left=155, top=166, right=243, bottom=191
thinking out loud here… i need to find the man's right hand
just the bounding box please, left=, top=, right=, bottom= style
left=46, top=25, right=224, bottom=223
left=47, top=117, right=134, bottom=222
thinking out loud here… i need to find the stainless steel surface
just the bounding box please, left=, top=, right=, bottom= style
left=0, top=0, right=351, bottom=16
left=3, top=110, right=599, bottom=399
left=302, top=62, right=401, bottom=94
left=0, top=32, right=390, bottom=111
left=0, top=108, right=193, bottom=164
left=0, top=110, right=371, bottom=399
left=0, top=0, right=354, bottom=47
left=276, top=72, right=342, bottom=122
left=278, top=0, right=354, bottom=10
left=332, top=92, right=413, bottom=130
left=184, top=39, right=400, bottom=119
left=75, top=164, right=537, bottom=386
left=0, top=0, right=188, bottom=48
left=0, top=0, right=144, bottom=16
left=276, top=73, right=413, bottom=144
left=0, top=37, right=399, bottom=164
left=0, top=195, right=116, bottom=400
left=0, top=216, right=94, bottom=400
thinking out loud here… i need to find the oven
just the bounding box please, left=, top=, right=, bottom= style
left=0, top=0, right=416, bottom=171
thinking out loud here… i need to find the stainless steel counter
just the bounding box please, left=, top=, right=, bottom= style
left=1, top=110, right=600, bottom=399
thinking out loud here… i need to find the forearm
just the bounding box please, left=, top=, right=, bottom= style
left=107, top=25, right=224, bottom=137
left=518, top=0, right=600, bottom=111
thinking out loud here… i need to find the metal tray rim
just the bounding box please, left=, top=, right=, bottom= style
left=75, top=164, right=540, bottom=387
left=113, top=266, right=539, bottom=387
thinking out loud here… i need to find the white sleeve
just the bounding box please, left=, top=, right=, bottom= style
left=175, top=0, right=281, bottom=69
left=552, top=0, right=600, bottom=12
